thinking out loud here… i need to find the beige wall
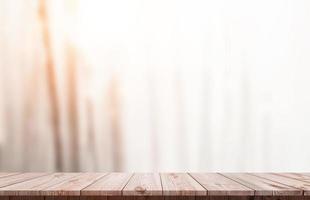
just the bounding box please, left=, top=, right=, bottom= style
left=1, top=0, right=310, bottom=172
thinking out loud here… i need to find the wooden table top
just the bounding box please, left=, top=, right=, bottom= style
left=0, top=173, right=309, bottom=197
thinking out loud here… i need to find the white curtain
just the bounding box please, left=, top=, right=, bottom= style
left=1, top=0, right=310, bottom=172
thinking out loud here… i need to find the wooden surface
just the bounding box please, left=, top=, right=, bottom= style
left=190, top=173, right=253, bottom=196
left=0, top=173, right=309, bottom=198
left=221, top=173, right=302, bottom=196
left=43, top=173, right=105, bottom=196
left=252, top=173, right=310, bottom=196
left=0, top=173, right=78, bottom=196
left=83, top=173, right=132, bottom=196
left=123, top=173, right=161, bottom=196
left=0, top=173, right=47, bottom=188
left=161, top=173, right=206, bottom=196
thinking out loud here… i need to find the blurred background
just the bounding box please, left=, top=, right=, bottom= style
left=0, top=0, right=310, bottom=172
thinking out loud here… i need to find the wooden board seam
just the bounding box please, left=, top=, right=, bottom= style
left=219, top=173, right=260, bottom=195
left=78, top=173, right=110, bottom=192
left=0, top=173, right=21, bottom=179
left=221, top=173, right=303, bottom=196
left=187, top=172, right=209, bottom=195
left=121, top=173, right=135, bottom=195
left=217, top=173, right=254, bottom=196
left=123, top=173, right=163, bottom=196
left=0, top=173, right=52, bottom=189
left=39, top=173, right=82, bottom=192
left=159, top=173, right=164, bottom=195
left=160, top=173, right=206, bottom=196
left=0, top=173, right=309, bottom=196
left=250, top=173, right=305, bottom=196
left=276, top=173, right=310, bottom=182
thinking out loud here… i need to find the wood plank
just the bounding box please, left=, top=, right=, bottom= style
left=124, top=196, right=163, bottom=200
left=9, top=196, right=44, bottom=200
left=250, top=197, right=300, bottom=200
left=82, top=173, right=132, bottom=196
left=0, top=173, right=20, bottom=179
left=228, top=197, right=252, bottom=200
left=190, top=173, right=254, bottom=196
left=124, top=195, right=164, bottom=200
left=123, top=173, right=162, bottom=196
left=164, top=196, right=195, bottom=200
left=252, top=197, right=300, bottom=200
left=42, top=173, right=106, bottom=196
left=0, top=196, right=9, bottom=200
left=0, top=173, right=48, bottom=188
left=81, top=196, right=127, bottom=200
left=0, top=173, right=79, bottom=196
left=207, top=197, right=228, bottom=200
left=205, top=197, right=252, bottom=200
left=252, top=173, right=310, bottom=196
left=276, top=173, right=310, bottom=183
left=221, top=173, right=302, bottom=196
left=45, top=196, right=80, bottom=200
left=0, top=173, right=308, bottom=198
left=80, top=196, right=107, bottom=200
left=160, top=173, right=206, bottom=196
left=262, top=197, right=303, bottom=200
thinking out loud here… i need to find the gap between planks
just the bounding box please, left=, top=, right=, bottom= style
left=221, top=173, right=303, bottom=196
left=1, top=173, right=310, bottom=197
left=189, top=173, right=254, bottom=196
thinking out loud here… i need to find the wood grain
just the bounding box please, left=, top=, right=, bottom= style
left=45, top=196, right=80, bottom=200
left=276, top=173, right=310, bottom=183
left=221, top=173, right=302, bottom=196
left=82, top=173, right=132, bottom=196
left=0, top=173, right=20, bottom=179
left=0, top=173, right=48, bottom=188
left=9, top=196, right=44, bottom=200
left=84, top=196, right=131, bottom=200
left=0, top=173, right=308, bottom=197
left=160, top=173, right=206, bottom=196
left=207, top=197, right=228, bottom=200
left=123, top=173, right=162, bottom=196
left=42, top=173, right=106, bottom=196
left=252, top=173, right=310, bottom=196
left=163, top=196, right=195, bottom=200
left=0, top=173, right=79, bottom=195
left=190, top=173, right=254, bottom=196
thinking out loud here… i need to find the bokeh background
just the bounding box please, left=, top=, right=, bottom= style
left=0, top=0, right=310, bottom=172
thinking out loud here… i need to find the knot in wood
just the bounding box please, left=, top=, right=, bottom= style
left=135, top=186, right=146, bottom=193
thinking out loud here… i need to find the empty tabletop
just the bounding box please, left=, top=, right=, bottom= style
left=0, top=173, right=310, bottom=197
